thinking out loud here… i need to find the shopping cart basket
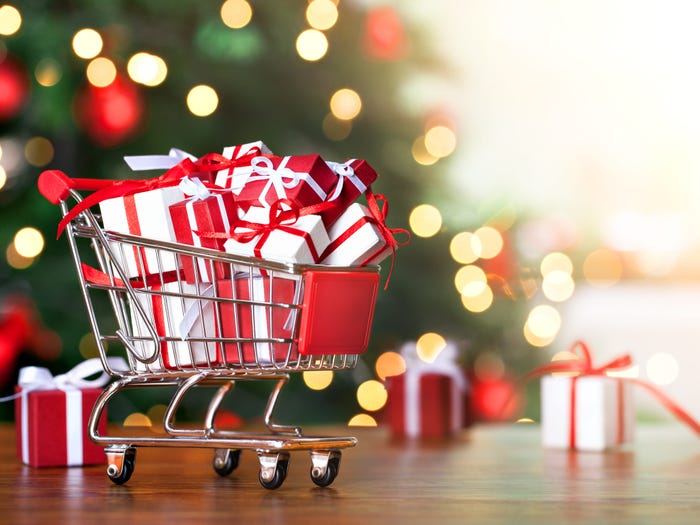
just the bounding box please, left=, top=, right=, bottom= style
left=38, top=170, right=381, bottom=489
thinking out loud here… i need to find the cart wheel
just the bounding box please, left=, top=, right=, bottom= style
left=310, top=454, right=340, bottom=488
left=106, top=447, right=136, bottom=485
left=258, top=457, right=289, bottom=490
left=213, top=449, right=241, bottom=477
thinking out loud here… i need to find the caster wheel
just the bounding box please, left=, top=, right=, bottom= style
left=310, top=456, right=340, bottom=488
left=107, top=448, right=136, bottom=485
left=213, top=449, right=241, bottom=477
left=259, top=459, right=288, bottom=490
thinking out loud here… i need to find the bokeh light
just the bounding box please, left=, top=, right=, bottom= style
left=540, top=252, right=573, bottom=276
left=0, top=5, right=21, bottom=36
left=329, top=88, right=361, bottom=120
left=424, top=125, right=456, bottom=158
left=523, top=321, right=556, bottom=347
left=220, top=0, right=253, bottom=29
left=411, top=136, right=439, bottom=166
left=415, top=332, right=447, bottom=363
left=24, top=136, right=54, bottom=167
left=322, top=113, right=352, bottom=141
left=78, top=333, right=101, bottom=359
left=645, top=352, right=679, bottom=386
left=474, top=226, right=503, bottom=259
left=461, top=285, right=494, bottom=313
left=296, top=29, right=328, bottom=61
left=123, top=413, right=152, bottom=427
left=449, top=232, right=482, bottom=264
left=306, top=0, right=338, bottom=30
left=72, top=28, right=103, bottom=59
left=454, top=264, right=487, bottom=296
left=549, top=350, right=581, bottom=377
left=86, top=57, right=116, bottom=87
left=303, top=370, right=334, bottom=390
left=583, top=248, right=623, bottom=287
left=348, top=414, right=378, bottom=427
left=356, top=380, right=387, bottom=411
left=375, top=351, right=406, bottom=380
left=542, top=270, right=575, bottom=302
left=14, top=227, right=44, bottom=258
left=525, top=305, right=561, bottom=340
left=186, top=84, right=219, bottom=117
left=0, top=166, right=6, bottom=190
left=127, top=52, right=168, bottom=87
left=35, top=58, right=61, bottom=87
left=408, top=204, right=442, bottom=237
left=6, top=242, right=34, bottom=269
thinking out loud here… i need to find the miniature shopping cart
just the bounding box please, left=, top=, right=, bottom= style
left=38, top=170, right=381, bottom=490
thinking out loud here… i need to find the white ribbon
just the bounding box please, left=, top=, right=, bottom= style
left=123, top=148, right=196, bottom=171
left=325, top=159, right=368, bottom=202
left=400, top=342, right=468, bottom=437
left=179, top=176, right=211, bottom=201
left=2, top=357, right=127, bottom=466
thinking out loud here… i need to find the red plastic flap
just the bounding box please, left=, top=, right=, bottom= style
left=297, top=270, right=380, bottom=355
left=38, top=170, right=74, bottom=204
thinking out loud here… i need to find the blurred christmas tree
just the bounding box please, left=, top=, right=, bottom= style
left=0, top=1, right=538, bottom=424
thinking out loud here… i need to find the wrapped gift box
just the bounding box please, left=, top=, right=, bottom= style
left=541, top=375, right=635, bottom=451
left=129, top=281, right=219, bottom=371
left=169, top=178, right=238, bottom=283
left=216, top=275, right=299, bottom=365
left=320, top=203, right=391, bottom=266
left=234, top=155, right=336, bottom=210
left=214, top=141, right=273, bottom=191
left=14, top=385, right=107, bottom=467
left=322, top=159, right=378, bottom=226
left=223, top=206, right=330, bottom=265
left=99, top=186, right=184, bottom=278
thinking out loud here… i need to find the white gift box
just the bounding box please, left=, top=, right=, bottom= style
left=541, top=375, right=635, bottom=451
left=214, top=141, right=273, bottom=191
left=223, top=206, right=330, bottom=265
left=320, top=203, right=390, bottom=266
left=99, top=186, right=184, bottom=278
left=129, top=281, right=218, bottom=371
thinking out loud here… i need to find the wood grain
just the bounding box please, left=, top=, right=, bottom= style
left=1, top=423, right=698, bottom=524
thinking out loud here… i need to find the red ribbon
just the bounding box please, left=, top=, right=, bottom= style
left=519, top=340, right=700, bottom=444
left=80, top=263, right=183, bottom=289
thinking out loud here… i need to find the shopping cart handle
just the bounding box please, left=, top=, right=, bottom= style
left=38, top=170, right=75, bottom=204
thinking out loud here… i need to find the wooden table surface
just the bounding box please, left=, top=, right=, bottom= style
left=0, top=422, right=697, bottom=524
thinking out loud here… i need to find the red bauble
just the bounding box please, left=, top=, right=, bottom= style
left=74, top=75, right=144, bottom=147
left=363, top=7, right=408, bottom=61
left=0, top=55, right=30, bottom=121
left=470, top=376, right=522, bottom=422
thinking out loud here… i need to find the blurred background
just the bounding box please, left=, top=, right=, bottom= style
left=0, top=1, right=697, bottom=430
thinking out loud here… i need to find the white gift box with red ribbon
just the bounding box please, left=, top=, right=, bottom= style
left=320, top=203, right=391, bottom=266
left=214, top=141, right=273, bottom=190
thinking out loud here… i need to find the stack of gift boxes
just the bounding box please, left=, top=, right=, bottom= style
left=97, top=141, right=402, bottom=370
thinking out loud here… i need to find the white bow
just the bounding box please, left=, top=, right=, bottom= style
left=325, top=159, right=367, bottom=201
left=124, top=148, right=196, bottom=171
left=178, top=176, right=211, bottom=201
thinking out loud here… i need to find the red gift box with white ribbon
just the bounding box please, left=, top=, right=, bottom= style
left=9, top=358, right=125, bottom=467
left=322, top=159, right=378, bottom=227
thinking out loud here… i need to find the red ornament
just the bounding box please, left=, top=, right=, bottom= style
left=74, top=74, right=144, bottom=147
left=0, top=55, right=30, bottom=121
left=470, top=375, right=522, bottom=422
left=363, top=7, right=408, bottom=61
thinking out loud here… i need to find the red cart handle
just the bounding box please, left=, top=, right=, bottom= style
left=38, top=170, right=119, bottom=204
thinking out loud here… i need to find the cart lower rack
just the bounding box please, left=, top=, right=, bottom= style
left=39, top=170, right=381, bottom=489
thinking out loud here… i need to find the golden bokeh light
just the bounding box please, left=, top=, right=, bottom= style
left=322, top=113, right=352, bottom=141
left=424, top=125, right=457, bottom=158
left=449, top=232, right=482, bottom=264
left=25, top=136, right=54, bottom=167
left=375, top=351, right=406, bottom=380
left=127, top=52, right=168, bottom=87
left=583, top=248, right=623, bottom=287
left=461, top=284, right=494, bottom=313
left=78, top=333, right=100, bottom=360
left=348, top=414, right=378, bottom=427
left=86, top=57, right=116, bottom=87
left=454, top=264, right=487, bottom=296
left=329, top=88, right=362, bottom=120
left=356, top=380, right=388, bottom=411
left=474, top=226, right=503, bottom=259
left=296, top=29, right=328, bottom=61
left=303, top=370, right=334, bottom=390
left=416, top=332, right=447, bottom=363
left=72, top=28, right=103, bottom=59
left=645, top=352, right=679, bottom=386
left=408, top=204, right=442, bottom=238
left=35, top=58, right=62, bottom=87
left=523, top=321, right=555, bottom=347
left=525, top=305, right=561, bottom=340
left=220, top=0, right=253, bottom=29
left=306, top=0, right=338, bottom=30
left=14, top=227, right=44, bottom=258
left=123, top=413, right=152, bottom=427
left=550, top=350, right=581, bottom=377
left=187, top=85, right=219, bottom=117
left=0, top=5, right=21, bottom=36
left=542, top=270, right=575, bottom=302
left=516, top=418, right=535, bottom=424
left=411, top=136, right=439, bottom=166
left=540, top=252, right=573, bottom=276
left=0, top=166, right=6, bottom=190
left=146, top=404, right=168, bottom=426
left=6, top=243, right=34, bottom=270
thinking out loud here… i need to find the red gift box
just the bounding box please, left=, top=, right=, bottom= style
left=13, top=364, right=109, bottom=467
left=322, top=159, right=378, bottom=227
left=235, top=155, right=336, bottom=210
left=216, top=275, right=298, bottom=365
left=169, top=177, right=238, bottom=283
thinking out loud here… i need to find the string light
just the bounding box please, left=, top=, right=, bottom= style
left=186, top=84, right=219, bottom=116
left=296, top=29, right=328, bottom=61
left=72, top=28, right=103, bottom=59
left=86, top=57, right=116, bottom=87
left=0, top=5, right=21, bottom=36
left=306, top=0, right=338, bottom=30
left=220, top=0, right=253, bottom=29
left=408, top=204, right=442, bottom=237
left=127, top=52, right=168, bottom=87
left=14, top=227, right=44, bottom=258
left=329, top=88, right=362, bottom=120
